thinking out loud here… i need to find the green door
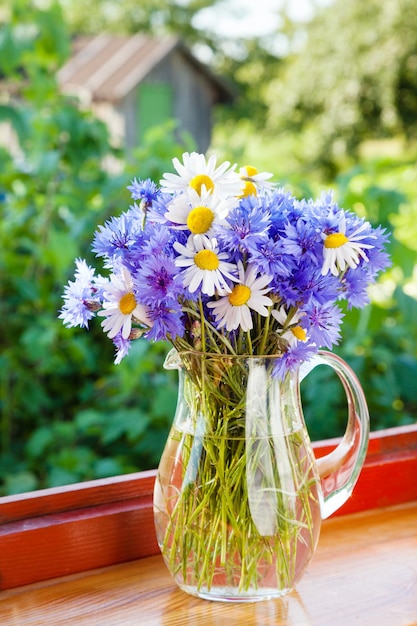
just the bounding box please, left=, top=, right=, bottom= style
left=137, top=82, right=173, bottom=142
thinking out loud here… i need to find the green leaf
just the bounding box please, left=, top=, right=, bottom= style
left=47, top=467, right=80, bottom=488
left=26, top=427, right=55, bottom=459
left=93, top=458, right=124, bottom=479
left=4, top=472, right=38, bottom=495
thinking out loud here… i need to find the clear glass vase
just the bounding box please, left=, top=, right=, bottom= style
left=153, top=350, right=369, bottom=602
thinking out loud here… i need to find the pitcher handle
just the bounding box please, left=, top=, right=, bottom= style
left=299, top=350, right=370, bottom=519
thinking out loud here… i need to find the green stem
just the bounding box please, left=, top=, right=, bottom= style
left=258, top=311, right=271, bottom=354
left=245, top=330, right=253, bottom=354
left=158, top=357, right=320, bottom=595
left=198, top=296, right=206, bottom=353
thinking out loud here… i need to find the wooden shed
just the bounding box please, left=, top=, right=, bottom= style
left=58, top=34, right=235, bottom=153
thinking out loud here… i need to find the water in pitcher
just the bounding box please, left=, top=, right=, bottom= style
left=154, top=424, right=323, bottom=602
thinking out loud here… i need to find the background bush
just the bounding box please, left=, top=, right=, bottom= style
left=0, top=4, right=191, bottom=495
left=1, top=1, right=416, bottom=496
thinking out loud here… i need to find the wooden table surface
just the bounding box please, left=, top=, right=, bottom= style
left=0, top=501, right=416, bottom=626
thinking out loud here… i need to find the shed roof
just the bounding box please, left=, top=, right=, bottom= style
left=58, top=34, right=234, bottom=104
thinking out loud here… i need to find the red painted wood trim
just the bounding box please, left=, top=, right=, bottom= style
left=0, top=425, right=416, bottom=591
left=0, top=469, right=157, bottom=523
left=313, top=423, right=417, bottom=460
left=0, top=471, right=158, bottom=591
left=314, top=424, right=417, bottom=514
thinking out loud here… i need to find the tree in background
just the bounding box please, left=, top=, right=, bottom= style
left=59, top=0, right=220, bottom=51
left=265, top=0, right=417, bottom=173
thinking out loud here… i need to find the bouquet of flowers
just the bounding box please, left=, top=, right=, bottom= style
left=60, top=151, right=390, bottom=375
left=60, top=152, right=390, bottom=598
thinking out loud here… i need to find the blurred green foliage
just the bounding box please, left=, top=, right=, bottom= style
left=0, top=2, right=191, bottom=495
left=1, top=1, right=416, bottom=496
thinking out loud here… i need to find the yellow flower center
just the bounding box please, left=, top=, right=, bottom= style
left=240, top=181, right=257, bottom=197
left=187, top=206, right=215, bottom=234
left=243, top=165, right=258, bottom=178
left=228, top=284, right=251, bottom=306
left=189, top=174, right=214, bottom=195
left=324, top=232, right=349, bottom=249
left=291, top=325, right=307, bottom=341
left=194, top=249, right=219, bottom=270
left=119, top=292, right=137, bottom=315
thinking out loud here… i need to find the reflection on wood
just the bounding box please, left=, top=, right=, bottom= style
left=0, top=502, right=416, bottom=625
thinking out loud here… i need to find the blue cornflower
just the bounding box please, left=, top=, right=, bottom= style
left=341, top=268, right=371, bottom=309
left=307, top=272, right=341, bottom=306
left=272, top=342, right=317, bottom=380
left=306, top=192, right=344, bottom=239
left=308, top=191, right=340, bottom=221
left=127, top=178, right=159, bottom=204
left=139, top=222, right=179, bottom=258
left=59, top=259, right=101, bottom=328
left=147, top=192, right=173, bottom=224
left=268, top=188, right=299, bottom=234
left=92, top=212, right=142, bottom=261
left=303, top=301, right=344, bottom=349
left=249, top=238, right=292, bottom=278
left=364, top=226, right=391, bottom=278
left=273, top=276, right=302, bottom=308
left=289, top=261, right=341, bottom=307
left=281, top=218, right=322, bottom=266
left=218, top=195, right=270, bottom=255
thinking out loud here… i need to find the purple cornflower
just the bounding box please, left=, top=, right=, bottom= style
left=145, top=300, right=185, bottom=341
left=134, top=254, right=182, bottom=305
left=113, top=332, right=132, bottom=364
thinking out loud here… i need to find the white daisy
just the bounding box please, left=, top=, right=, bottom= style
left=207, top=263, right=272, bottom=332
left=271, top=306, right=307, bottom=346
left=160, top=151, right=245, bottom=198
left=98, top=267, right=151, bottom=339
left=321, top=214, right=375, bottom=276
left=164, top=187, right=236, bottom=237
left=239, top=165, right=274, bottom=196
left=173, top=235, right=238, bottom=296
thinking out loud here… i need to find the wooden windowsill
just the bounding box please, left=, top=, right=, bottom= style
left=0, top=423, right=416, bottom=623
left=0, top=500, right=416, bottom=625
